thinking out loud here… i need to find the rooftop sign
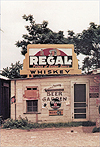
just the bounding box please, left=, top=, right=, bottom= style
left=20, top=44, right=81, bottom=77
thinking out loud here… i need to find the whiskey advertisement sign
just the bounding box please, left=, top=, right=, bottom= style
left=20, top=44, right=81, bottom=77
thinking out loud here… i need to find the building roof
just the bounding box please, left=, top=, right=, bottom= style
left=0, top=75, right=10, bottom=80
left=11, top=73, right=96, bottom=81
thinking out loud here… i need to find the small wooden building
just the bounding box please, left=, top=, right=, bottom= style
left=0, top=75, right=10, bottom=120
left=10, top=44, right=99, bottom=123
left=11, top=74, right=99, bottom=123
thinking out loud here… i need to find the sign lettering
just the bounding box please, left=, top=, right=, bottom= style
left=42, top=87, right=67, bottom=102
left=30, top=56, right=72, bottom=67
left=30, top=69, right=70, bottom=75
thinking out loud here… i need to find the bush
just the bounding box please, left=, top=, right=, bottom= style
left=92, top=127, right=100, bottom=133
left=82, top=121, right=96, bottom=126
left=2, top=117, right=34, bottom=129
left=2, top=117, right=96, bottom=130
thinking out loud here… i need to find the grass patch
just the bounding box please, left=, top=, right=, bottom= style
left=2, top=117, right=96, bottom=130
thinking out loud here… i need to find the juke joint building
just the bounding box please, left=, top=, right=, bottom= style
left=11, top=44, right=99, bottom=123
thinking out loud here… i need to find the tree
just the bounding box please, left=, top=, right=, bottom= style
left=66, top=30, right=81, bottom=55
left=15, top=14, right=68, bottom=56
left=16, top=15, right=100, bottom=73
left=81, top=23, right=100, bottom=73
left=2, top=14, right=98, bottom=78
left=66, top=22, right=100, bottom=73
left=1, top=61, right=23, bottom=79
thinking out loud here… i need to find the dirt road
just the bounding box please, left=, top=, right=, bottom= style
left=0, top=126, right=100, bottom=146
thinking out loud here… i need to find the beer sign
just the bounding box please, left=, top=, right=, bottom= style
left=20, top=44, right=81, bottom=77
left=50, top=98, right=61, bottom=110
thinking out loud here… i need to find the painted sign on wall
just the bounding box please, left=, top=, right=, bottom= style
left=49, top=110, right=63, bottom=116
left=89, top=86, right=99, bottom=92
left=42, top=84, right=68, bottom=110
left=42, top=85, right=67, bottom=102
left=50, top=98, right=61, bottom=110
left=20, top=44, right=81, bottom=77
left=89, top=86, right=99, bottom=98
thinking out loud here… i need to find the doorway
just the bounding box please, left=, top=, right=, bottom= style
left=74, top=84, right=86, bottom=119
left=71, top=82, right=89, bottom=121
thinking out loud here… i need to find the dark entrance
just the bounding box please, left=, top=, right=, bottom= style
left=74, top=84, right=86, bottom=119
left=0, top=78, right=10, bottom=120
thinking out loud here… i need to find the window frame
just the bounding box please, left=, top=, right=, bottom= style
left=26, top=100, right=38, bottom=113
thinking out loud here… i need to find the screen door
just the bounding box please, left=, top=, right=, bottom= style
left=74, top=84, right=86, bottom=119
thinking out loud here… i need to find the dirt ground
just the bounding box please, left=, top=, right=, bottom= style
left=0, top=126, right=100, bottom=147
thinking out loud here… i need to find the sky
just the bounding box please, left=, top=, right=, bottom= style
left=0, top=0, right=100, bottom=70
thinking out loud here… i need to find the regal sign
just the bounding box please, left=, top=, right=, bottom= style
left=20, top=44, right=81, bottom=77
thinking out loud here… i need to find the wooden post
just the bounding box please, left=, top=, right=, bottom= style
left=36, top=113, right=38, bottom=123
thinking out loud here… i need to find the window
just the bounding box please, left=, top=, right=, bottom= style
left=27, top=100, right=38, bottom=112
left=27, top=87, right=37, bottom=90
